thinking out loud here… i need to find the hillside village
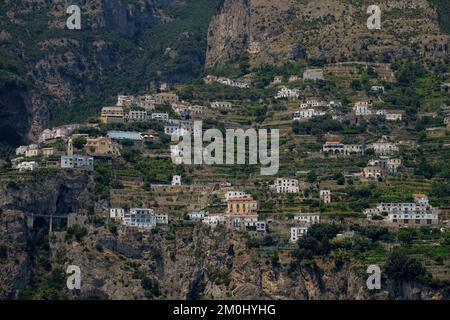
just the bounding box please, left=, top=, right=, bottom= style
left=9, top=61, right=450, bottom=239
left=2, top=58, right=450, bottom=299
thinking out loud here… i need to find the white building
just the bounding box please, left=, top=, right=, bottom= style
left=123, top=208, right=156, bottom=229
left=367, top=195, right=439, bottom=226
left=188, top=211, right=206, bottom=221
left=202, top=215, right=226, bottom=226
left=367, top=158, right=402, bottom=174
left=151, top=113, right=169, bottom=121
left=294, top=213, right=320, bottom=225
left=61, top=155, right=94, bottom=169
left=127, top=110, right=148, bottom=122
left=210, top=101, right=233, bottom=110
left=273, top=178, right=299, bottom=193
left=300, top=99, right=325, bottom=108
left=224, top=191, right=250, bottom=201
left=371, top=86, right=385, bottom=93
left=290, top=227, right=308, bottom=242
left=322, top=141, right=364, bottom=155
left=385, top=111, right=403, bottom=121
left=275, top=87, right=299, bottom=99
left=354, top=102, right=372, bottom=116
left=303, top=69, right=324, bottom=81
left=110, top=208, right=125, bottom=219
left=112, top=208, right=168, bottom=229
left=16, top=144, right=38, bottom=156
left=117, top=95, right=135, bottom=107
left=320, top=190, right=331, bottom=204
left=39, top=129, right=55, bottom=143
left=369, top=142, right=399, bottom=156
left=172, top=175, right=182, bottom=186
left=17, top=161, right=39, bottom=172
left=293, top=109, right=325, bottom=120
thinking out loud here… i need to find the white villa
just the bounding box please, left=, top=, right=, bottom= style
left=366, top=194, right=439, bottom=227
left=202, top=215, right=226, bottom=226
left=354, top=101, right=372, bottom=116
left=110, top=208, right=125, bottom=219
left=320, top=190, right=331, bottom=204
left=127, top=110, right=148, bottom=122
left=188, top=211, right=206, bottom=221
left=294, top=213, right=320, bottom=225
left=293, top=109, right=325, bottom=120
left=151, top=113, right=169, bottom=121
left=322, top=141, right=364, bottom=155
left=275, top=87, right=299, bottom=99
left=290, top=227, right=308, bottom=242
left=117, top=95, right=135, bottom=107
left=272, top=178, right=300, bottom=193
left=385, top=110, right=404, bottom=121
left=210, top=101, right=233, bottom=110
left=61, top=155, right=94, bottom=169
left=224, top=191, right=251, bottom=201
left=17, top=161, right=39, bottom=172
left=172, top=175, right=182, bottom=186
left=303, top=69, right=324, bottom=81
left=121, top=208, right=169, bottom=229
left=369, top=142, right=399, bottom=156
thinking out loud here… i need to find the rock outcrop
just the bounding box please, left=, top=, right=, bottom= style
left=206, top=0, right=450, bottom=68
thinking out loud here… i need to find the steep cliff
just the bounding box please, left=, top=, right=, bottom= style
left=0, top=0, right=219, bottom=142
left=0, top=173, right=447, bottom=300
left=206, top=0, right=450, bottom=68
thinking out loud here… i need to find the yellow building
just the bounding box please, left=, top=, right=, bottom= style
left=226, top=197, right=258, bottom=215
left=85, top=137, right=121, bottom=157
left=100, top=107, right=124, bottom=124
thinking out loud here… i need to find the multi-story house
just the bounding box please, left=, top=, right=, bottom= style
left=322, top=141, right=364, bottom=155
left=224, top=191, right=250, bottom=201
left=366, top=194, right=439, bottom=227
left=275, top=87, right=299, bottom=99
left=154, top=93, right=179, bottom=105
left=151, top=113, right=169, bottom=121
left=17, top=161, right=39, bottom=172
left=272, top=178, right=299, bottom=193
left=293, top=109, right=325, bottom=120
left=320, top=190, right=331, bottom=204
left=100, top=107, right=125, bottom=124
left=294, top=213, right=320, bottom=225
left=354, top=101, right=372, bottom=116
left=369, top=142, right=399, bottom=156
left=303, top=69, right=324, bottom=81
left=385, top=110, right=404, bottom=121
left=226, top=197, right=258, bottom=215
left=210, top=101, right=233, bottom=110
left=61, top=155, right=94, bottom=169
left=84, top=137, right=121, bottom=157
left=117, top=95, right=135, bottom=107
left=172, top=175, right=182, bottom=186
left=290, top=227, right=308, bottom=242
left=127, top=110, right=148, bottom=122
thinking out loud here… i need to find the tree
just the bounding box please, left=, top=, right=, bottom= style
left=72, top=137, right=86, bottom=149
left=397, top=228, right=416, bottom=245
left=306, top=170, right=317, bottom=183
left=384, top=252, right=426, bottom=281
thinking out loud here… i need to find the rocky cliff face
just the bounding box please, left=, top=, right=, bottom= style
left=0, top=0, right=217, bottom=142
left=0, top=173, right=446, bottom=300
left=206, top=0, right=450, bottom=68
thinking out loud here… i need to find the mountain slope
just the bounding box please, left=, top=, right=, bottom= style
left=206, top=0, right=450, bottom=68
left=0, top=0, right=219, bottom=143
